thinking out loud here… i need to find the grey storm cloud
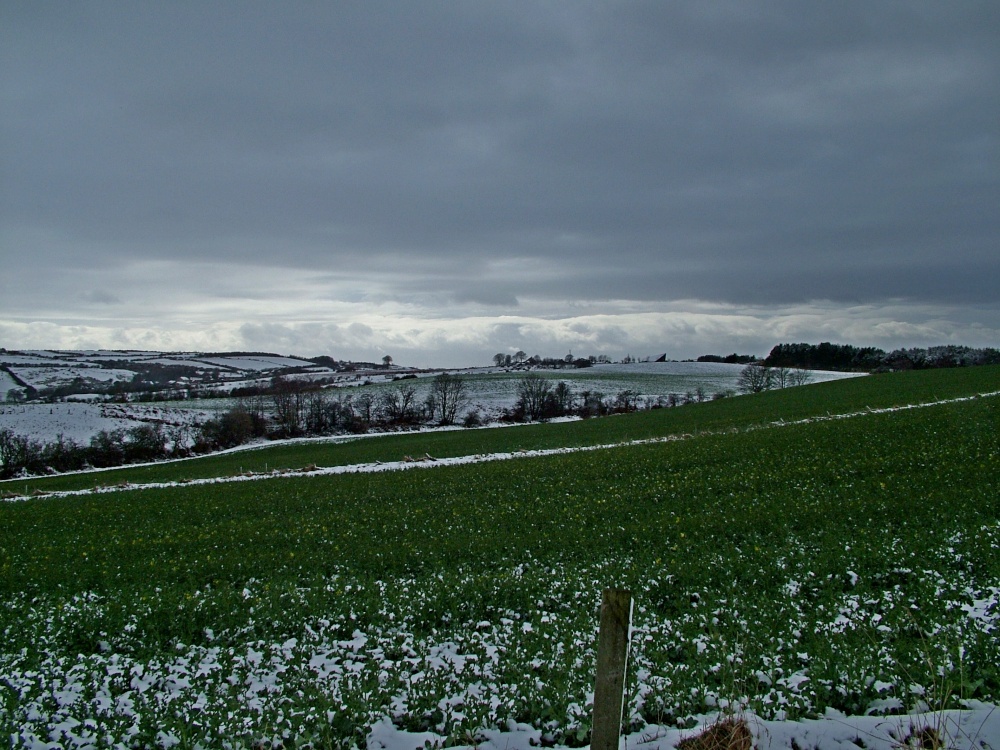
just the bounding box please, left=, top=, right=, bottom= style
left=1, top=1, right=998, bottom=365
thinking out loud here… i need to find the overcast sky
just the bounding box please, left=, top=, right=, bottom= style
left=2, top=2, right=997, bottom=367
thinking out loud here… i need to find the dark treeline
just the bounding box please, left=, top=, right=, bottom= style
left=492, top=351, right=612, bottom=368
left=763, top=343, right=1000, bottom=372
left=696, top=353, right=757, bottom=364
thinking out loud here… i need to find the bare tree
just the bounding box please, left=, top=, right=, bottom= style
left=354, top=392, right=377, bottom=425
left=736, top=364, right=773, bottom=394
left=271, top=377, right=306, bottom=436
left=237, top=393, right=268, bottom=437
left=304, top=391, right=338, bottom=435
left=551, top=381, right=574, bottom=415
left=429, top=373, right=468, bottom=425
left=614, top=390, right=641, bottom=411
left=516, top=373, right=552, bottom=420
left=0, top=428, right=42, bottom=478
left=125, top=424, right=167, bottom=462
left=788, top=368, right=812, bottom=386
left=771, top=366, right=813, bottom=389
left=380, top=383, right=418, bottom=424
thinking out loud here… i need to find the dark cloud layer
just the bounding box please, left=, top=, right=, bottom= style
left=1, top=2, right=997, bottom=364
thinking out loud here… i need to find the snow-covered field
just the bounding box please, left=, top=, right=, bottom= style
left=9, top=366, right=135, bottom=390
left=11, top=613, right=999, bottom=750
left=0, top=402, right=213, bottom=446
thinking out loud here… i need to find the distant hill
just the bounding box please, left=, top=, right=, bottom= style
left=0, top=350, right=400, bottom=402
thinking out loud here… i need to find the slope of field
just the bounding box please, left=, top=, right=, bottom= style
left=5, top=365, right=994, bottom=495
left=0, top=402, right=213, bottom=448
left=1, top=367, right=998, bottom=748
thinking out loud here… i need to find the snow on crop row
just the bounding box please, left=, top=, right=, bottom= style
left=4, top=566, right=998, bottom=749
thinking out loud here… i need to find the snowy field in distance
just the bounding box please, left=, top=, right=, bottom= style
left=0, top=402, right=213, bottom=446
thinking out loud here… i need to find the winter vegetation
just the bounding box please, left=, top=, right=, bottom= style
left=1, top=365, right=999, bottom=748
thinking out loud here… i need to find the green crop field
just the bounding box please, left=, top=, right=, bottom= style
left=1, top=366, right=998, bottom=748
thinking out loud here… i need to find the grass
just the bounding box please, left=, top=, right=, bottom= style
left=0, top=366, right=998, bottom=747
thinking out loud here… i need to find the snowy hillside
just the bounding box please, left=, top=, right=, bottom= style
left=0, top=401, right=213, bottom=446
left=0, top=349, right=356, bottom=402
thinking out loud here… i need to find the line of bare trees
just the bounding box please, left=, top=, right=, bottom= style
left=199, top=373, right=475, bottom=449
left=736, top=364, right=812, bottom=394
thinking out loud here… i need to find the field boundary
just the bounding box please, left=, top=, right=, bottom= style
left=5, top=389, right=997, bottom=503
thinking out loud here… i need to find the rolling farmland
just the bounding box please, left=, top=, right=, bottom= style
left=1, top=367, right=998, bottom=748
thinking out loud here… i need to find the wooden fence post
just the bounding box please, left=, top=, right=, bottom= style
left=591, top=588, right=633, bottom=750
